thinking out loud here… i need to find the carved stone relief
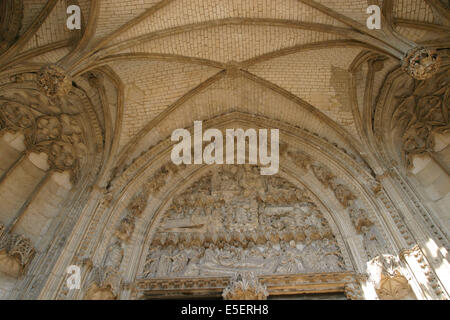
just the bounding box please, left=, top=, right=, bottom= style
left=392, top=69, right=449, bottom=170
left=83, top=162, right=180, bottom=299
left=142, top=166, right=346, bottom=279
left=0, top=90, right=87, bottom=183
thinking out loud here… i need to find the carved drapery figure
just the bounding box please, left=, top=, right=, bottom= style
left=104, top=241, right=124, bottom=270
left=222, top=272, right=268, bottom=300
left=115, top=214, right=135, bottom=242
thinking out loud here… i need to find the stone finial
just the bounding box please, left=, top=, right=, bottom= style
left=37, top=65, right=72, bottom=97
left=222, top=272, right=268, bottom=300
left=402, top=47, right=441, bottom=80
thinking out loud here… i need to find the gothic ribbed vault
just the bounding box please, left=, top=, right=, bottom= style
left=0, top=0, right=449, bottom=300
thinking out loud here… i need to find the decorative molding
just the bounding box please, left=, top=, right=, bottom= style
left=136, top=272, right=355, bottom=299
left=400, top=245, right=447, bottom=299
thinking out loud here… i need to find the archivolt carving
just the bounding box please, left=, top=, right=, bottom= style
left=392, top=69, right=449, bottom=169
left=142, top=166, right=346, bottom=279
left=0, top=226, right=35, bottom=278
left=114, top=163, right=182, bottom=242
left=305, top=160, right=387, bottom=260
left=115, top=213, right=135, bottom=243
left=80, top=164, right=177, bottom=298
left=401, top=246, right=446, bottom=299
left=333, top=184, right=356, bottom=209
left=311, top=164, right=335, bottom=188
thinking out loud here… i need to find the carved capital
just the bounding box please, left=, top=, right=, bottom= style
left=402, top=47, right=441, bottom=80
left=222, top=272, right=268, bottom=300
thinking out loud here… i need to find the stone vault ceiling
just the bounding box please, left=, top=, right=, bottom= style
left=2, top=0, right=449, bottom=162
left=0, top=0, right=449, bottom=300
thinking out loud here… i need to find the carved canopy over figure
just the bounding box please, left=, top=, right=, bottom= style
left=222, top=272, right=268, bottom=300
